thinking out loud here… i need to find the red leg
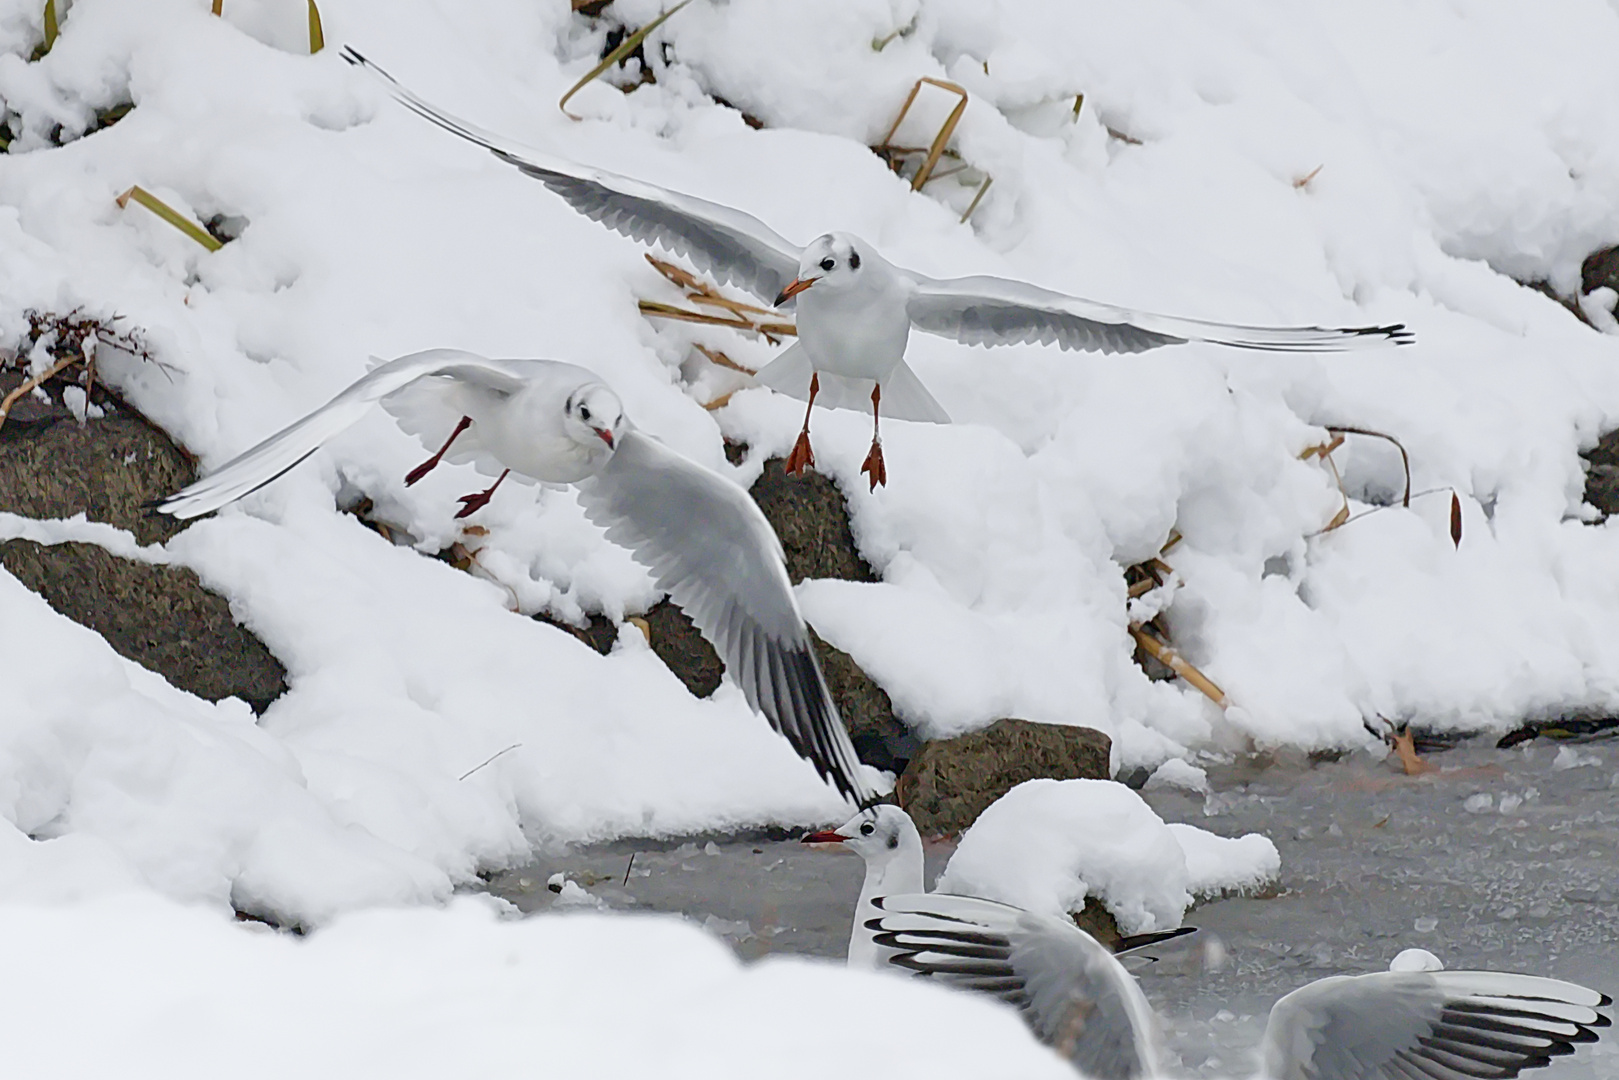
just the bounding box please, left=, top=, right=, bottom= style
left=454, top=468, right=510, bottom=519
left=406, top=415, right=473, bottom=486
left=784, top=372, right=819, bottom=476
left=860, top=384, right=887, bottom=490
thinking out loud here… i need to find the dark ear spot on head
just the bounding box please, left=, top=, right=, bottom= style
left=886, top=834, right=898, bottom=850
left=849, top=250, right=860, bottom=271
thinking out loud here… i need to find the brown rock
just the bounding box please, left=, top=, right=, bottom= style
left=0, top=376, right=287, bottom=711
left=896, top=718, right=1112, bottom=836
left=1584, top=426, right=1619, bottom=520
left=746, top=456, right=878, bottom=586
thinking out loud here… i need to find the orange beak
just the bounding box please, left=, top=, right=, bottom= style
left=774, top=277, right=817, bottom=307
left=800, top=830, right=846, bottom=845
left=595, top=428, right=615, bottom=449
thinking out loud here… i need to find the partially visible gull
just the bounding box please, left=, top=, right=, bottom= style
left=804, top=804, right=1189, bottom=1080
left=343, top=47, right=1412, bottom=490
left=153, top=349, right=880, bottom=807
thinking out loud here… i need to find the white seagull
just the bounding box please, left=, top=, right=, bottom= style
left=153, top=349, right=880, bottom=806
left=803, top=805, right=1188, bottom=1080
left=343, top=47, right=1412, bottom=490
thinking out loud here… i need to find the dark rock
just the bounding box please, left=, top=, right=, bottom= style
left=747, top=457, right=878, bottom=586
left=896, top=718, right=1112, bottom=836
left=1582, top=245, right=1619, bottom=297
left=0, top=377, right=287, bottom=712
left=2, top=539, right=287, bottom=712
left=1071, top=896, right=1124, bottom=951
left=1583, top=427, right=1619, bottom=519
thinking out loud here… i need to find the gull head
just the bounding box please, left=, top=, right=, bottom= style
left=562, top=383, right=625, bottom=453
left=1388, top=948, right=1444, bottom=972
left=775, top=232, right=869, bottom=306
left=801, top=804, right=920, bottom=868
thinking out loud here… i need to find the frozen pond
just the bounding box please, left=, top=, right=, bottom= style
left=482, top=736, right=1619, bottom=1078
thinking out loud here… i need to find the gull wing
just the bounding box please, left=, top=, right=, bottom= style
left=1260, top=969, right=1612, bottom=1080
left=574, top=429, right=878, bottom=806
left=903, top=271, right=1412, bottom=354
left=153, top=350, right=531, bottom=520
left=868, top=894, right=1159, bottom=1080
left=343, top=48, right=803, bottom=304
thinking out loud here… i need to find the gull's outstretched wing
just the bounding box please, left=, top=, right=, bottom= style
left=903, top=271, right=1413, bottom=354
left=152, top=350, right=530, bottom=520
left=869, top=894, right=1160, bottom=1080
left=1261, top=970, right=1612, bottom=1080
left=343, top=48, right=803, bottom=304
left=574, top=429, right=878, bottom=806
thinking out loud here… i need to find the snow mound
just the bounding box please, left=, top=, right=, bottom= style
left=936, top=778, right=1278, bottom=934
left=0, top=894, right=1076, bottom=1079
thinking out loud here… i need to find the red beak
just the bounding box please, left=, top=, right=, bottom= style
left=595, top=428, right=615, bottom=449
left=800, top=830, right=846, bottom=845
left=774, top=277, right=816, bottom=307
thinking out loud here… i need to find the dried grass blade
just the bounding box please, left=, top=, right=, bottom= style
left=1450, top=493, right=1462, bottom=548
left=41, top=0, right=58, bottom=52
left=701, top=390, right=737, bottom=411
left=959, top=175, right=993, bottom=224
left=911, top=79, right=968, bottom=191
left=116, top=187, right=223, bottom=252
left=0, top=353, right=79, bottom=431
left=1129, top=625, right=1228, bottom=708
left=692, top=343, right=756, bottom=374
left=637, top=299, right=796, bottom=337
left=1327, top=425, right=1411, bottom=506
left=211, top=0, right=223, bottom=14
left=307, top=0, right=324, bottom=54
left=559, top=0, right=690, bottom=121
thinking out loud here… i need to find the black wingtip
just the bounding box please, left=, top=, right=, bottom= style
left=339, top=44, right=368, bottom=67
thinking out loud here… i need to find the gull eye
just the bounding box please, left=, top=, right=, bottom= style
left=859, top=821, right=875, bottom=836
left=580, top=405, right=591, bottom=421
left=820, top=257, right=836, bottom=272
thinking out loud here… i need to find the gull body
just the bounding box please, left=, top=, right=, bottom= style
left=343, top=48, right=1412, bottom=489
left=154, top=349, right=879, bottom=807
left=805, top=805, right=1169, bottom=1080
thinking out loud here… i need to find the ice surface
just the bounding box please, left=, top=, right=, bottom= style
left=489, top=737, right=1619, bottom=1078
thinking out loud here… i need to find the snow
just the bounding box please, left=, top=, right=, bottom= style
left=0, top=0, right=1616, bottom=935
left=935, top=779, right=1279, bottom=934
left=0, top=893, right=1077, bottom=1079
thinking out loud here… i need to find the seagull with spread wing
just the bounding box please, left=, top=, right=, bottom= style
left=153, top=349, right=880, bottom=808
left=343, top=47, right=1413, bottom=491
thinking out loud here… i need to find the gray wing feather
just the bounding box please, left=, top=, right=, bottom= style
left=905, top=272, right=1412, bottom=354
left=153, top=350, right=530, bottom=520
left=1261, top=970, right=1613, bottom=1080
left=574, top=430, right=876, bottom=805
left=343, top=48, right=802, bottom=304
left=869, top=894, right=1159, bottom=1080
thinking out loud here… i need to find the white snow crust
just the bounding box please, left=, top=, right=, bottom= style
left=1, top=0, right=1618, bottom=926
left=0, top=893, right=1077, bottom=1078
left=936, top=779, right=1279, bottom=934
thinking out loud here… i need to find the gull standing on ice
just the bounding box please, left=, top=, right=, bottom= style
left=803, top=805, right=1188, bottom=1080
left=343, top=48, right=1413, bottom=490
left=153, top=349, right=879, bottom=806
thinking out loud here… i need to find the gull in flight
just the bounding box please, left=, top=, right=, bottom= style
left=343, top=47, right=1413, bottom=490
left=153, top=349, right=880, bottom=806
left=809, top=806, right=1612, bottom=1080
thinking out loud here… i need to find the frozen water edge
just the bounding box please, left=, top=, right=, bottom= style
left=482, top=736, right=1619, bottom=1078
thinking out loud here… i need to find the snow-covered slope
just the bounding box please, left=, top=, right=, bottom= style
left=3, top=0, right=1619, bottom=918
